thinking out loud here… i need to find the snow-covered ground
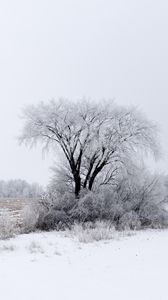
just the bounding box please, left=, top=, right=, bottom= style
left=0, top=229, right=168, bottom=300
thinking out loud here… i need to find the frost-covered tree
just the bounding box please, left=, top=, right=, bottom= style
left=0, top=180, right=43, bottom=198
left=19, top=99, right=159, bottom=197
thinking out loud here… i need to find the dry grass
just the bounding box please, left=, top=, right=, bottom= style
left=71, top=221, right=116, bottom=243
left=0, top=198, right=37, bottom=210
left=0, top=198, right=38, bottom=230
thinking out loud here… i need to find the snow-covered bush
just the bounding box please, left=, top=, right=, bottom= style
left=21, top=194, right=52, bottom=233
left=38, top=210, right=72, bottom=231
left=52, top=192, right=77, bottom=213
left=71, top=190, right=123, bottom=223
left=112, top=171, right=168, bottom=229
left=20, top=169, right=168, bottom=233
left=96, top=188, right=124, bottom=221
left=118, top=211, right=141, bottom=230
left=0, top=211, right=18, bottom=239
left=139, top=202, right=168, bottom=228
left=22, top=202, right=41, bottom=233
left=71, top=192, right=101, bottom=222
left=30, top=192, right=76, bottom=231
left=21, top=191, right=75, bottom=232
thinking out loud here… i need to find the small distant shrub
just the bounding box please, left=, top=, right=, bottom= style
left=28, top=241, right=44, bottom=254
left=0, top=244, right=15, bottom=252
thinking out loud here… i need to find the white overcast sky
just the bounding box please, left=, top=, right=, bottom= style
left=0, top=0, right=168, bottom=185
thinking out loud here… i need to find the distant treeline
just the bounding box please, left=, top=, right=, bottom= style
left=0, top=179, right=43, bottom=198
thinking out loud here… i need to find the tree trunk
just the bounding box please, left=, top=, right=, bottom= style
left=88, top=162, right=106, bottom=191
left=74, top=174, right=81, bottom=198
left=83, top=154, right=99, bottom=189
left=88, top=174, right=96, bottom=191
left=83, top=167, right=92, bottom=189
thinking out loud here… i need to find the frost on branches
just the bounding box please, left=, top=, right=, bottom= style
left=20, top=99, right=159, bottom=197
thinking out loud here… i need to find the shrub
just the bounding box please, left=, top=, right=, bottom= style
left=20, top=171, right=168, bottom=233
left=97, top=188, right=124, bottom=221
left=118, top=211, right=141, bottom=230
left=53, top=192, right=77, bottom=212
left=0, top=211, right=18, bottom=239
left=37, top=210, right=72, bottom=231
left=139, top=202, right=168, bottom=228
left=71, top=192, right=102, bottom=222
left=22, top=202, right=41, bottom=233
left=21, top=192, right=75, bottom=232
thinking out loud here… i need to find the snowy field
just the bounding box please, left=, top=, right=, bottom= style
left=0, top=229, right=168, bottom=300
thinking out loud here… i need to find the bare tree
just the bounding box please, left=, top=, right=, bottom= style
left=19, top=99, right=160, bottom=197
